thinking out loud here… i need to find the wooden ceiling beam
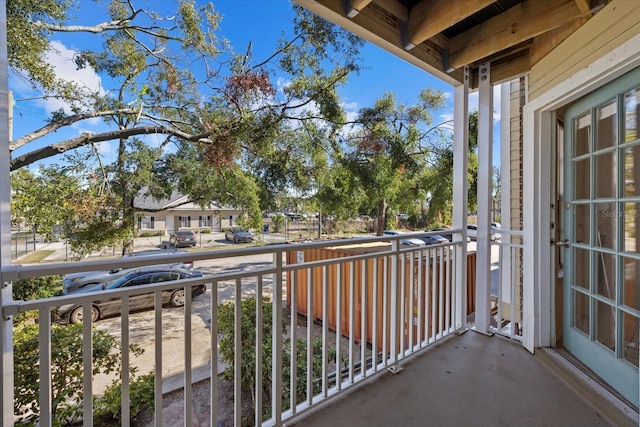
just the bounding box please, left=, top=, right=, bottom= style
left=573, top=0, right=591, bottom=14
left=449, top=0, right=584, bottom=70
left=405, top=0, right=495, bottom=49
left=345, top=0, right=374, bottom=18
left=373, top=0, right=408, bottom=22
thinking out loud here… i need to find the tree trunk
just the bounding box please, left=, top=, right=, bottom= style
left=375, top=199, right=387, bottom=236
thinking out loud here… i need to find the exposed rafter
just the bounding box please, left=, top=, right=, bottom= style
left=448, top=0, right=584, bottom=70
left=344, top=0, right=374, bottom=18
left=405, top=0, right=495, bottom=50
left=573, top=0, right=591, bottom=14
left=294, top=0, right=606, bottom=87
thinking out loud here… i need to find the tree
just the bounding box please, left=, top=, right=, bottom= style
left=330, top=89, right=448, bottom=235
left=9, top=1, right=364, bottom=252
left=423, top=111, right=479, bottom=226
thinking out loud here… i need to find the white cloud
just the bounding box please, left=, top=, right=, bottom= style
left=12, top=40, right=105, bottom=119
left=468, top=84, right=501, bottom=122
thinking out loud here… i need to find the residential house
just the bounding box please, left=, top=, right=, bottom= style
left=133, top=190, right=247, bottom=234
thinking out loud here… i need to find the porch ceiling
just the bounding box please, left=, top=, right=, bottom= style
left=294, top=0, right=608, bottom=88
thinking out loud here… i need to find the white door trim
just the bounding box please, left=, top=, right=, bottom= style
left=522, top=32, right=640, bottom=351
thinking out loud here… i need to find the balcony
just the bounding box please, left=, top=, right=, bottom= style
left=1, top=232, right=637, bottom=426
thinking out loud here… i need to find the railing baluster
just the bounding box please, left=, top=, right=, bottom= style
left=431, top=248, right=437, bottom=341
left=335, top=262, right=342, bottom=391
left=306, top=266, right=313, bottom=405
left=154, top=291, right=163, bottom=427
left=445, top=247, right=451, bottom=334
left=510, top=244, right=517, bottom=339
left=184, top=285, right=193, bottom=427
left=348, top=261, right=355, bottom=384
left=409, top=250, right=415, bottom=352
left=210, top=280, right=219, bottom=427
left=272, top=250, right=283, bottom=426
left=388, top=240, right=401, bottom=373
left=360, top=259, right=367, bottom=378
left=321, top=265, right=328, bottom=396
left=439, top=246, right=445, bottom=338
left=121, top=297, right=130, bottom=427
left=255, top=276, right=263, bottom=426
left=382, top=256, right=388, bottom=367
left=425, top=247, right=431, bottom=344
left=82, top=301, right=93, bottom=427
left=234, top=278, right=242, bottom=427
left=372, top=259, right=378, bottom=371
left=400, top=252, right=406, bottom=356
left=290, top=268, right=298, bottom=413
left=417, top=249, right=423, bottom=348
left=38, top=308, right=52, bottom=427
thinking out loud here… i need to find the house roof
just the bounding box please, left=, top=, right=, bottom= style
left=133, top=189, right=226, bottom=211
left=294, top=0, right=608, bottom=88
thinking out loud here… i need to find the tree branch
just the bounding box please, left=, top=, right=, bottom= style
left=10, top=125, right=213, bottom=171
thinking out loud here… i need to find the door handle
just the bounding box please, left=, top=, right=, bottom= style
left=555, top=239, right=570, bottom=248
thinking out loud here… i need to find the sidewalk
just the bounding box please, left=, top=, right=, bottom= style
left=15, top=231, right=289, bottom=264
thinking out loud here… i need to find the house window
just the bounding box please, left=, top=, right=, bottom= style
left=178, top=216, right=191, bottom=227
left=137, top=216, right=155, bottom=230
left=199, top=215, right=211, bottom=227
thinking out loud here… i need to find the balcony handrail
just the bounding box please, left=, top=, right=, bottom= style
left=0, top=230, right=464, bottom=283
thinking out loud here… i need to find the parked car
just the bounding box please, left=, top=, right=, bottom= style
left=397, top=213, right=409, bottom=220
left=432, top=227, right=454, bottom=242
left=170, top=230, right=197, bottom=247
left=420, top=234, right=449, bottom=245
left=467, top=224, right=500, bottom=241
left=55, top=267, right=206, bottom=324
left=225, top=227, right=254, bottom=243
left=382, top=230, right=426, bottom=247
left=61, top=249, right=194, bottom=295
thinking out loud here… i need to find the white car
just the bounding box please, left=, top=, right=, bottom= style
left=382, top=230, right=426, bottom=246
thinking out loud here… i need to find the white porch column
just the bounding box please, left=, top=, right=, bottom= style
left=453, top=67, right=469, bottom=332
left=475, top=62, right=493, bottom=335
left=499, top=82, right=512, bottom=314
left=0, top=0, right=14, bottom=424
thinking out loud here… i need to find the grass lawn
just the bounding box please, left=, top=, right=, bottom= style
left=19, top=250, right=55, bottom=264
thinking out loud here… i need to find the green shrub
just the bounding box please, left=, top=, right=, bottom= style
left=200, top=228, right=211, bottom=234
left=13, top=323, right=146, bottom=426
left=218, top=297, right=336, bottom=423
left=13, top=276, right=63, bottom=323
left=138, top=231, right=164, bottom=237
left=94, top=373, right=155, bottom=423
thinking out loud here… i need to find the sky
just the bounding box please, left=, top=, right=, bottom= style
left=9, top=0, right=502, bottom=170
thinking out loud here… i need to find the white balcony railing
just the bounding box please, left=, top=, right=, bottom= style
left=1, top=232, right=473, bottom=426
left=491, top=229, right=524, bottom=341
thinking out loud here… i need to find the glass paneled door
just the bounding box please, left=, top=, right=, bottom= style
left=564, top=67, right=640, bottom=407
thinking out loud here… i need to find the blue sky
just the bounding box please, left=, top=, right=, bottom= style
left=10, top=0, right=501, bottom=170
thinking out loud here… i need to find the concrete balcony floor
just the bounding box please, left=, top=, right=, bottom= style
left=292, top=332, right=638, bottom=427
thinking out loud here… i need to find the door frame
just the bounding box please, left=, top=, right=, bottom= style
left=523, top=31, right=640, bottom=353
